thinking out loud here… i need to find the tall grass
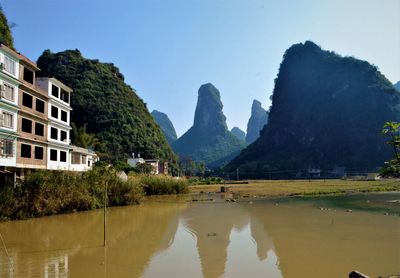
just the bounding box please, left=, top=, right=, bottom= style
left=0, top=167, right=143, bottom=221
left=137, top=175, right=189, bottom=195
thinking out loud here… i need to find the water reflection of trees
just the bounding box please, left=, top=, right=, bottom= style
left=0, top=201, right=187, bottom=278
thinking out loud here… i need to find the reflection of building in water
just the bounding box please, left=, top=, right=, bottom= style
left=44, top=255, right=68, bottom=278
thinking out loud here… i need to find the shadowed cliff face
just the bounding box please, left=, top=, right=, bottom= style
left=193, top=83, right=228, bottom=135
left=151, top=110, right=178, bottom=145
left=172, top=83, right=245, bottom=167
left=246, top=99, right=269, bottom=144
left=229, top=41, right=400, bottom=176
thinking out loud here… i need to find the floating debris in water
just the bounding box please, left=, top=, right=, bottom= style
left=345, top=209, right=353, bottom=213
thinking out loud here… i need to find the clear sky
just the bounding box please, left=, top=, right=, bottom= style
left=3, top=0, right=400, bottom=136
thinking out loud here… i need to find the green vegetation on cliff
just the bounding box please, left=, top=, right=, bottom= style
left=151, top=110, right=178, bottom=145
left=228, top=41, right=400, bottom=178
left=172, top=83, right=245, bottom=167
left=231, top=127, right=246, bottom=142
left=36, top=50, right=177, bottom=169
left=0, top=6, right=15, bottom=50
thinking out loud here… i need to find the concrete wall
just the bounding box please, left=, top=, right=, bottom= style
left=16, top=138, right=47, bottom=169
left=47, top=145, right=70, bottom=170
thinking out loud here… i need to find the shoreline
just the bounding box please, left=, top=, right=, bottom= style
left=188, top=179, right=400, bottom=198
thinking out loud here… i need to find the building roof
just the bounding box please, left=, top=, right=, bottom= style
left=0, top=43, right=40, bottom=71
left=71, top=145, right=98, bottom=156
left=36, top=77, right=73, bottom=93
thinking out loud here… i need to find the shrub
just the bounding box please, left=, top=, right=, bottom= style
left=0, top=167, right=143, bottom=221
left=138, top=175, right=189, bottom=195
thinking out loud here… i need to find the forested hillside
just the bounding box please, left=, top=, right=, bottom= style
left=37, top=50, right=177, bottom=168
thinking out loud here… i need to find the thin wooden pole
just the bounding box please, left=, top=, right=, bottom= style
left=103, top=180, right=107, bottom=247
left=0, top=232, right=12, bottom=271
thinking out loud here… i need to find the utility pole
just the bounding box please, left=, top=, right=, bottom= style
left=236, top=168, right=239, bottom=181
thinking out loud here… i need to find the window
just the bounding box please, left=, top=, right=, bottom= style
left=50, top=127, right=58, bottom=140
left=51, top=106, right=58, bottom=118
left=71, top=153, right=80, bottom=164
left=61, top=110, right=68, bottom=122
left=61, top=89, right=69, bottom=103
left=34, top=146, right=43, bottom=160
left=36, top=99, right=45, bottom=113
left=21, top=118, right=32, bottom=133
left=35, top=122, right=44, bottom=136
left=22, top=93, right=33, bottom=108
left=50, top=149, right=57, bottom=161
left=4, top=55, right=16, bottom=75
left=81, top=155, right=87, bottom=164
left=88, top=160, right=91, bottom=167
left=23, top=67, right=34, bottom=84
left=21, top=144, right=31, bottom=158
left=1, top=112, right=13, bottom=128
left=60, top=130, right=67, bottom=142
left=2, top=83, right=14, bottom=101
left=51, top=85, right=59, bottom=98
left=60, top=151, right=67, bottom=162
left=0, top=139, right=13, bottom=156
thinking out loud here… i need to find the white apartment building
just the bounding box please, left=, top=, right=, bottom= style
left=0, top=44, right=20, bottom=168
left=36, top=77, right=72, bottom=170
left=69, top=146, right=98, bottom=172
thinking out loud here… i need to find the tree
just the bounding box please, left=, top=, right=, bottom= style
left=135, top=163, right=155, bottom=174
left=71, top=123, right=99, bottom=149
left=381, top=122, right=400, bottom=177
left=0, top=6, right=15, bottom=50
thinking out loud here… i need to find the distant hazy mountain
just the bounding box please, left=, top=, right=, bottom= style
left=231, top=127, right=246, bottom=142
left=246, top=100, right=269, bottom=144
left=172, top=83, right=246, bottom=167
left=151, top=110, right=177, bottom=145
left=394, top=81, right=400, bottom=91
left=228, top=41, right=400, bottom=177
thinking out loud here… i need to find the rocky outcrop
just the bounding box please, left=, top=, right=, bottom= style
left=246, top=100, right=268, bottom=144
left=231, top=127, right=246, bottom=142
left=172, top=83, right=245, bottom=167
left=151, top=110, right=177, bottom=145
left=228, top=41, right=400, bottom=177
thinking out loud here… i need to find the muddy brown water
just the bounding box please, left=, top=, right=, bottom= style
left=0, top=193, right=399, bottom=278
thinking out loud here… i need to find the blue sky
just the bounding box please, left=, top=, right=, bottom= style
left=3, top=0, right=400, bottom=136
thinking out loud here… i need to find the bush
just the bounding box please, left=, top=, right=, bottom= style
left=0, top=167, right=143, bottom=221
left=138, top=175, right=189, bottom=195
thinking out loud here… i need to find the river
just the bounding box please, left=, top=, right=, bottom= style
left=0, top=193, right=399, bottom=278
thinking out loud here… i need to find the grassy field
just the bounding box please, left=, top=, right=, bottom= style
left=189, top=179, right=400, bottom=197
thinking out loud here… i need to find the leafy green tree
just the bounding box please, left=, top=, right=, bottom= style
left=0, top=6, right=15, bottom=50
left=135, top=163, right=155, bottom=174
left=381, top=122, right=400, bottom=177
left=71, top=123, right=99, bottom=148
